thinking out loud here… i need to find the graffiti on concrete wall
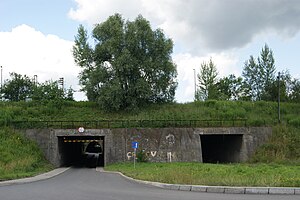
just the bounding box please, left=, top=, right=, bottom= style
left=126, top=150, right=157, bottom=160
left=166, top=134, right=175, bottom=146
left=126, top=150, right=174, bottom=162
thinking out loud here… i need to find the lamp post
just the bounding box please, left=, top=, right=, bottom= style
left=0, top=66, right=2, bottom=91
left=193, top=69, right=196, bottom=100
left=33, top=75, right=38, bottom=86
left=277, top=72, right=281, bottom=124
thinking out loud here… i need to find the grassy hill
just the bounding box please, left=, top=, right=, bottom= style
left=1, top=100, right=300, bottom=126
left=0, top=128, right=53, bottom=180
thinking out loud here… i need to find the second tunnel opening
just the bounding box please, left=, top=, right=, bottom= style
left=200, top=134, right=243, bottom=163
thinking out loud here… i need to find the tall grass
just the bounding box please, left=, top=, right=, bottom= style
left=0, top=100, right=299, bottom=125
left=0, top=128, right=53, bottom=180
left=251, top=125, right=300, bottom=163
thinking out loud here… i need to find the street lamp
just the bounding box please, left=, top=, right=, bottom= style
left=193, top=69, right=196, bottom=100
left=277, top=72, right=281, bottom=124
left=33, top=75, right=38, bottom=86
left=0, top=66, right=2, bottom=91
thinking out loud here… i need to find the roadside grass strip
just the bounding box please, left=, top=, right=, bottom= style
left=105, top=162, right=300, bottom=187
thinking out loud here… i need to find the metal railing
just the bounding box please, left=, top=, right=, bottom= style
left=2, top=119, right=248, bottom=129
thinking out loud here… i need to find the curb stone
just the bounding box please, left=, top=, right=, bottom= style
left=102, top=169, right=300, bottom=195
left=0, top=168, right=70, bottom=187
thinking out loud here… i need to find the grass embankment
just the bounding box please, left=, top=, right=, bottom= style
left=0, top=128, right=53, bottom=181
left=1, top=100, right=300, bottom=127
left=105, top=162, right=300, bottom=187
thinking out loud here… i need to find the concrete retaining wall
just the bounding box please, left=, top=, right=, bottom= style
left=19, top=127, right=272, bottom=167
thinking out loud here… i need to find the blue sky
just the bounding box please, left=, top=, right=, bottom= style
left=1, top=0, right=300, bottom=102
left=0, top=0, right=78, bottom=40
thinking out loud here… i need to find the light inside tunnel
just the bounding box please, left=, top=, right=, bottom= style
left=200, top=134, right=243, bottom=163
left=58, top=136, right=104, bottom=167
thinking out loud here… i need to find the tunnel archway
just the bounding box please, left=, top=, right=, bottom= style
left=200, top=134, right=243, bottom=163
left=58, top=136, right=105, bottom=167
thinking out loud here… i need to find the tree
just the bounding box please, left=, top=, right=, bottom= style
left=242, top=44, right=276, bottom=101
left=73, top=14, right=177, bottom=111
left=259, top=44, right=276, bottom=101
left=290, top=79, right=300, bottom=103
left=196, top=58, right=218, bottom=101
left=2, top=72, right=34, bottom=101
left=217, top=74, right=244, bottom=100
left=31, top=80, right=66, bottom=101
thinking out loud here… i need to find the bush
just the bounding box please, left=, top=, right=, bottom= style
left=137, top=150, right=148, bottom=162
left=288, top=117, right=300, bottom=127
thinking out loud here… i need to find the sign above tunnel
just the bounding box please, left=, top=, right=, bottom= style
left=78, top=127, right=85, bottom=133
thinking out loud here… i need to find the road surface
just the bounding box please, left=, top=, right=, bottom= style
left=0, top=168, right=298, bottom=200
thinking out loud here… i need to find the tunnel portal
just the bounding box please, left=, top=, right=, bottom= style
left=58, top=136, right=104, bottom=167
left=200, top=134, right=243, bottom=163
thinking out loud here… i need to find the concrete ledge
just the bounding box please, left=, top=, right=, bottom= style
left=269, top=188, right=295, bottom=195
left=104, top=170, right=300, bottom=195
left=206, top=186, right=225, bottom=193
left=179, top=185, right=191, bottom=191
left=191, top=185, right=207, bottom=192
left=245, top=187, right=269, bottom=194
left=0, top=168, right=70, bottom=187
left=224, top=187, right=245, bottom=194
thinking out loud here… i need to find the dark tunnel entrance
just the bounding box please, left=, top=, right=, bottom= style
left=200, top=134, right=243, bottom=163
left=58, top=136, right=105, bottom=167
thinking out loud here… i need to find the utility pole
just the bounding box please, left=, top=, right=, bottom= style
left=193, top=69, right=196, bottom=100
left=0, top=66, right=2, bottom=91
left=277, top=72, right=281, bottom=124
left=33, top=75, right=38, bottom=86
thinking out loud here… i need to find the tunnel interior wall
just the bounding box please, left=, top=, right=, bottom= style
left=19, top=127, right=272, bottom=167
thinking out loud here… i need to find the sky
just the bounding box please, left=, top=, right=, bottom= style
left=1, top=0, right=300, bottom=102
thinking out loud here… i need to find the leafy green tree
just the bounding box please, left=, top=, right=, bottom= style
left=73, top=14, right=177, bottom=111
left=32, top=80, right=65, bottom=101
left=242, top=44, right=276, bottom=101
left=259, top=44, right=276, bottom=100
left=2, top=72, right=34, bottom=101
left=290, top=79, right=300, bottom=103
left=217, top=74, right=244, bottom=100
left=196, top=58, right=218, bottom=101
left=263, top=71, right=291, bottom=102
left=65, top=87, right=75, bottom=101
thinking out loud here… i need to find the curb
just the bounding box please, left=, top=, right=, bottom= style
left=0, top=167, right=70, bottom=187
left=100, top=169, right=300, bottom=195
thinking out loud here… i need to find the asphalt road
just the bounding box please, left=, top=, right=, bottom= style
left=0, top=168, right=298, bottom=200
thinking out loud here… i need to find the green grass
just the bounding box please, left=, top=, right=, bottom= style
left=251, top=125, right=300, bottom=163
left=1, top=100, right=300, bottom=125
left=105, top=162, right=300, bottom=187
left=0, top=128, right=53, bottom=181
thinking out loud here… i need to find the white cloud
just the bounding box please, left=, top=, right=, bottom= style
left=0, top=24, right=86, bottom=100
left=69, top=0, right=300, bottom=54
left=173, top=52, right=239, bottom=102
